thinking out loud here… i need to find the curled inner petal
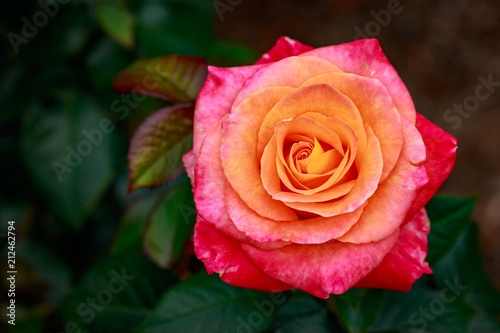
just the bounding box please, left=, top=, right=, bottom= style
left=307, top=148, right=344, bottom=174
left=272, top=115, right=357, bottom=195
left=261, top=113, right=362, bottom=208
left=256, top=84, right=366, bottom=170
left=276, top=126, right=383, bottom=217
left=300, top=72, right=404, bottom=181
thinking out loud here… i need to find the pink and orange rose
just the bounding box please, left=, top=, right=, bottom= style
left=183, top=37, right=457, bottom=298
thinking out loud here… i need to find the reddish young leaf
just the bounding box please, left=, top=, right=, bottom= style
left=112, top=55, right=208, bottom=102
left=128, top=104, right=194, bottom=192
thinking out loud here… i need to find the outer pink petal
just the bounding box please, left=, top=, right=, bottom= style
left=403, top=113, right=458, bottom=223
left=255, top=36, right=315, bottom=65
left=241, top=228, right=400, bottom=298
left=302, top=39, right=416, bottom=123
left=182, top=149, right=196, bottom=186
left=354, top=208, right=433, bottom=291
left=193, top=64, right=263, bottom=157
left=194, top=216, right=292, bottom=292
left=194, top=125, right=287, bottom=251
left=338, top=115, right=428, bottom=244
left=194, top=125, right=228, bottom=231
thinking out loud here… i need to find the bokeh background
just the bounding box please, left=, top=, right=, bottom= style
left=1, top=0, right=499, bottom=331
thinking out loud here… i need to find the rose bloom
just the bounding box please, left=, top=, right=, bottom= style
left=182, top=37, right=457, bottom=298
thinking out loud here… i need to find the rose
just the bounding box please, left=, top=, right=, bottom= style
left=182, top=37, right=457, bottom=298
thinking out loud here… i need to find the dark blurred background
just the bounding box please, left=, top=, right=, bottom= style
left=1, top=0, right=499, bottom=331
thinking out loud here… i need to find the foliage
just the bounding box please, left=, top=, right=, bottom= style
left=0, top=1, right=498, bottom=332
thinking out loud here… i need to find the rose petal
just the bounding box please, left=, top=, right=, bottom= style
left=262, top=135, right=356, bottom=203
left=255, top=36, right=315, bottom=65
left=225, top=178, right=367, bottom=244
left=182, top=149, right=196, bottom=186
left=273, top=115, right=356, bottom=192
left=287, top=137, right=349, bottom=192
left=256, top=84, right=366, bottom=168
left=221, top=87, right=298, bottom=221
left=194, top=123, right=228, bottom=228
left=194, top=124, right=288, bottom=251
left=300, top=72, right=404, bottom=181
left=307, top=149, right=344, bottom=174
left=232, top=56, right=342, bottom=109
left=302, top=39, right=416, bottom=123
left=241, top=227, right=400, bottom=298
left=194, top=215, right=292, bottom=292
left=354, top=208, right=432, bottom=291
left=281, top=126, right=382, bottom=217
left=338, top=115, right=429, bottom=244
left=403, top=112, right=458, bottom=223
left=294, top=136, right=344, bottom=170
left=193, top=64, right=263, bottom=157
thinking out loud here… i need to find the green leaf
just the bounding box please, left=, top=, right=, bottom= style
left=86, top=38, right=131, bottom=91
left=269, top=291, right=331, bottom=333
left=432, top=223, right=500, bottom=316
left=2, top=305, right=45, bottom=333
left=112, top=55, right=208, bottom=102
left=62, top=253, right=178, bottom=333
left=210, top=40, right=258, bottom=66
left=111, top=195, right=157, bottom=254
left=134, top=0, right=214, bottom=58
left=20, top=93, right=115, bottom=229
left=0, top=64, right=26, bottom=123
left=18, top=7, right=90, bottom=63
left=125, top=95, right=168, bottom=135
left=143, top=178, right=196, bottom=268
left=467, top=312, right=500, bottom=333
left=139, top=272, right=281, bottom=333
left=335, top=288, right=368, bottom=310
left=95, top=1, right=135, bottom=49
left=366, top=199, right=500, bottom=333
left=425, top=196, right=476, bottom=263
left=132, top=0, right=255, bottom=64
left=367, top=281, right=476, bottom=333
left=335, top=289, right=386, bottom=333
left=17, top=240, right=72, bottom=306
left=0, top=201, right=27, bottom=227
left=127, top=104, right=194, bottom=192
